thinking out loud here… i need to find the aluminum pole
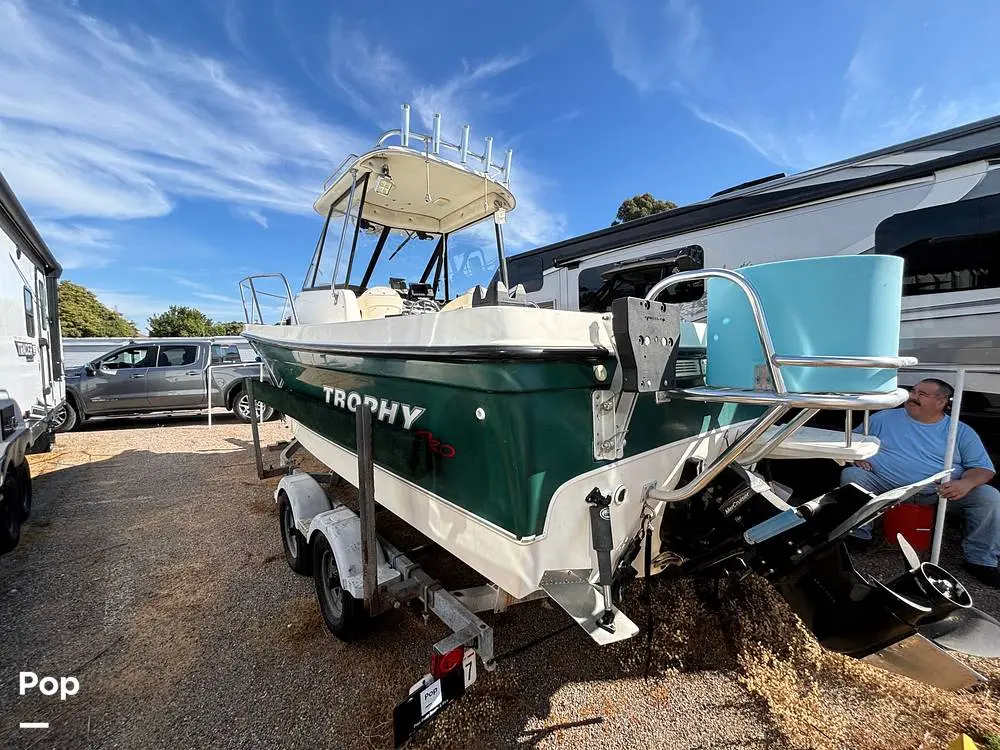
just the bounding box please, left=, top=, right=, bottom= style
left=930, top=368, right=965, bottom=565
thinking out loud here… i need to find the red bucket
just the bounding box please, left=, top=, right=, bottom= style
left=883, top=502, right=936, bottom=552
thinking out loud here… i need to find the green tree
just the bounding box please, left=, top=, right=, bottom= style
left=58, top=281, right=139, bottom=337
left=612, top=193, right=677, bottom=225
left=147, top=306, right=246, bottom=337
left=148, top=305, right=214, bottom=337
left=210, top=321, right=245, bottom=336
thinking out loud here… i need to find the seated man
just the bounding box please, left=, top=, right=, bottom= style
left=841, top=378, right=999, bottom=587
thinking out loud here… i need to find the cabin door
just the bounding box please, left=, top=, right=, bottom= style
left=34, top=269, right=52, bottom=406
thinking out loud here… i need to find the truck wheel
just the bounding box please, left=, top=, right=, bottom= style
left=312, top=535, right=366, bottom=641
left=278, top=491, right=311, bottom=575
left=53, top=401, right=78, bottom=432
left=0, top=472, right=23, bottom=554
left=232, top=389, right=275, bottom=423
left=13, top=460, right=31, bottom=522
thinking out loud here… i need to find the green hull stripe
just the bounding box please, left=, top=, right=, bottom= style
left=250, top=344, right=762, bottom=538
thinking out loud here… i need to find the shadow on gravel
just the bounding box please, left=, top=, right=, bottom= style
left=73, top=411, right=246, bottom=432
left=5, top=429, right=998, bottom=750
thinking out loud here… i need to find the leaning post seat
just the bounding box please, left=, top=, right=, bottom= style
left=294, top=288, right=361, bottom=325
left=705, top=255, right=905, bottom=394
left=357, top=287, right=405, bottom=319
left=637, top=256, right=915, bottom=504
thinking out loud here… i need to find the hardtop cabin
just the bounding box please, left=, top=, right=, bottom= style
left=253, top=104, right=519, bottom=327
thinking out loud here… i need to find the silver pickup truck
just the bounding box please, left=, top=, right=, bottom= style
left=54, top=337, right=275, bottom=431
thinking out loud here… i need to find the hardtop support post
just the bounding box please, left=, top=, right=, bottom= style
left=494, top=217, right=509, bottom=287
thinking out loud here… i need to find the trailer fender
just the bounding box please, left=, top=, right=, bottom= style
left=274, top=471, right=331, bottom=529
left=306, top=508, right=401, bottom=599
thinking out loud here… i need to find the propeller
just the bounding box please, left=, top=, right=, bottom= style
left=896, top=533, right=922, bottom=573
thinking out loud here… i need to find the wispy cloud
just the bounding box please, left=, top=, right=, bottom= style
left=32, top=220, right=116, bottom=270
left=588, top=0, right=706, bottom=94
left=592, top=0, right=1000, bottom=171
left=236, top=207, right=269, bottom=229
left=0, top=0, right=362, bottom=231
left=327, top=21, right=566, bottom=252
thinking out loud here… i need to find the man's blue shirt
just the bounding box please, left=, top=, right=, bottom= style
left=857, top=407, right=995, bottom=489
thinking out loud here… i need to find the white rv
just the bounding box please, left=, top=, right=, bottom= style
left=506, top=115, right=1000, bottom=414
left=0, top=169, right=66, bottom=554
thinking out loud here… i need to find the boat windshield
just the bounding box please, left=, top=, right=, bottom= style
left=303, top=184, right=355, bottom=290
left=303, top=171, right=506, bottom=300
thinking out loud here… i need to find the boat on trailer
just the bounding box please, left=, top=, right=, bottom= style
left=240, top=104, right=1000, bottom=743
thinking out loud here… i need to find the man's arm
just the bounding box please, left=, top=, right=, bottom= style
left=938, top=424, right=996, bottom=500
left=850, top=410, right=886, bottom=471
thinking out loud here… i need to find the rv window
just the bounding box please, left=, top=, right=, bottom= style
left=23, top=287, right=34, bottom=338
left=894, top=232, right=999, bottom=296
left=506, top=255, right=544, bottom=292
left=578, top=250, right=704, bottom=313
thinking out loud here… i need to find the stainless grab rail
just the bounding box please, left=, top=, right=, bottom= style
left=664, top=386, right=910, bottom=410
left=645, top=268, right=787, bottom=394
left=641, top=266, right=914, bottom=504
left=774, top=354, right=918, bottom=368
left=239, top=273, right=299, bottom=326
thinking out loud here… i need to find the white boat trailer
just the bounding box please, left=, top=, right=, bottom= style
left=245, top=378, right=550, bottom=747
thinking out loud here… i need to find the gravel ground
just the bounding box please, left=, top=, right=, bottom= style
left=1, top=413, right=998, bottom=750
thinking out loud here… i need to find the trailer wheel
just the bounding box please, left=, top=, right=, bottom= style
left=0, top=472, right=22, bottom=554
left=312, top=536, right=366, bottom=641
left=13, top=460, right=31, bottom=522
left=278, top=491, right=311, bottom=575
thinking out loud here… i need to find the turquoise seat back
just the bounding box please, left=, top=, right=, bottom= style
left=705, top=255, right=904, bottom=394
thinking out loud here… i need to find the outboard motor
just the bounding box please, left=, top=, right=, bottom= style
left=659, top=464, right=1000, bottom=688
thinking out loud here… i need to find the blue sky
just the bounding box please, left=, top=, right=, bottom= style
left=2, top=0, right=999, bottom=331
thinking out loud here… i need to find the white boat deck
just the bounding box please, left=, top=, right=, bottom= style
left=757, top=426, right=879, bottom=462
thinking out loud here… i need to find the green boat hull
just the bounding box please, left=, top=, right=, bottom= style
left=251, top=341, right=761, bottom=539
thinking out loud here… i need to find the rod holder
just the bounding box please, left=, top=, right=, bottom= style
left=460, top=125, right=470, bottom=163
left=401, top=103, right=411, bottom=147
left=432, top=113, right=441, bottom=155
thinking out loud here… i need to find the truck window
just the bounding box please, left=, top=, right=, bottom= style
left=101, top=346, right=157, bottom=370
left=23, top=287, right=34, bottom=337
left=211, top=344, right=243, bottom=365
left=156, top=345, right=200, bottom=367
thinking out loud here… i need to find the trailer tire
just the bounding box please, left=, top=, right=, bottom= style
left=278, top=491, right=311, bottom=575
left=0, top=471, right=23, bottom=554
left=13, top=460, right=31, bottom=522
left=312, top=535, right=366, bottom=641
